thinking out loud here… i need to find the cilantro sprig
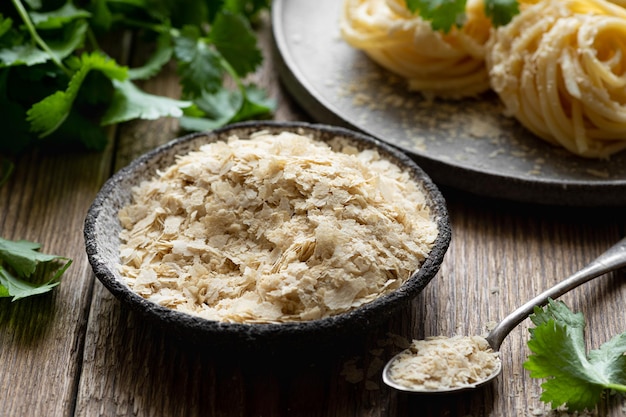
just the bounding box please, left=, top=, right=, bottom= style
left=405, top=0, right=519, bottom=32
left=0, top=0, right=274, bottom=156
left=0, top=237, right=72, bottom=301
left=524, top=299, right=626, bottom=412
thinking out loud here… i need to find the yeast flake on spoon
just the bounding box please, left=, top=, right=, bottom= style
left=383, top=237, right=626, bottom=396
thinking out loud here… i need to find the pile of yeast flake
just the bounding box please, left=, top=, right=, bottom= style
left=118, top=130, right=438, bottom=323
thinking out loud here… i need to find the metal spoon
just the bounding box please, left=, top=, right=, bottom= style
left=383, top=236, right=626, bottom=393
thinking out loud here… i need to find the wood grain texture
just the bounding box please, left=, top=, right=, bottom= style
left=0, top=145, right=115, bottom=417
left=2, top=11, right=626, bottom=417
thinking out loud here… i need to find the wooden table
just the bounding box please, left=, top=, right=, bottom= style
left=2, top=13, right=625, bottom=417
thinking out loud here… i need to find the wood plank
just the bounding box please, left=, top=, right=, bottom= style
left=0, top=143, right=115, bottom=416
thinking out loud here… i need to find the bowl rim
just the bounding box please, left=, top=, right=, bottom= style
left=84, top=120, right=451, bottom=345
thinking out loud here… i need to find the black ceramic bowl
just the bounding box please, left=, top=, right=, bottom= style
left=84, top=121, right=451, bottom=350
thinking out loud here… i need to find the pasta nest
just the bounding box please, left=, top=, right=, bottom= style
left=340, top=0, right=493, bottom=98
left=487, top=0, right=626, bottom=158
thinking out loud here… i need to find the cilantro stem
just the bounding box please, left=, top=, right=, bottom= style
left=604, top=383, right=626, bottom=392
left=11, top=0, right=70, bottom=76
left=116, top=16, right=171, bottom=36
left=218, top=54, right=245, bottom=93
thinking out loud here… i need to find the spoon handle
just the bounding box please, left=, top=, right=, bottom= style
left=486, top=236, right=626, bottom=350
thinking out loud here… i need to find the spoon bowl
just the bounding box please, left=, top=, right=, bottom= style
left=383, top=236, right=626, bottom=394
left=382, top=341, right=502, bottom=393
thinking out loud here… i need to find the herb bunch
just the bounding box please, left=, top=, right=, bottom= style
left=0, top=0, right=273, bottom=157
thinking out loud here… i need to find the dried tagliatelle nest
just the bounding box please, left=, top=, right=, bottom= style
left=117, top=130, right=438, bottom=324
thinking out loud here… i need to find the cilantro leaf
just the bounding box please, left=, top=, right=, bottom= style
left=179, top=83, right=274, bottom=131
left=405, top=0, right=467, bottom=32
left=127, top=32, right=173, bottom=80
left=0, top=267, right=61, bottom=301
left=405, top=0, right=519, bottom=31
left=0, top=43, right=50, bottom=67
left=88, top=0, right=114, bottom=32
left=210, top=11, right=262, bottom=77
left=0, top=237, right=72, bottom=301
left=232, top=84, right=275, bottom=121
left=47, top=109, right=109, bottom=151
left=101, top=79, right=192, bottom=125
left=29, top=3, right=91, bottom=29
left=180, top=88, right=241, bottom=130
left=484, top=0, right=519, bottom=27
left=179, top=114, right=227, bottom=132
left=0, top=15, right=14, bottom=38
left=22, top=0, right=42, bottom=10
left=0, top=238, right=56, bottom=276
left=524, top=299, right=626, bottom=412
left=207, top=0, right=226, bottom=22
left=143, top=0, right=211, bottom=28
left=26, top=52, right=127, bottom=137
left=47, top=20, right=89, bottom=61
left=174, top=25, right=224, bottom=97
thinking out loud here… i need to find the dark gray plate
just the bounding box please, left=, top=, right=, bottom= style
left=271, top=0, right=626, bottom=206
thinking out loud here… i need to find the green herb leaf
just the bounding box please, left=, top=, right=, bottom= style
left=48, top=109, right=109, bottom=151
left=405, top=0, right=519, bottom=30
left=26, top=52, right=127, bottom=137
left=88, top=0, right=114, bottom=32
left=178, top=114, right=227, bottom=132
left=128, top=32, right=173, bottom=80
left=405, top=0, right=467, bottom=32
left=0, top=268, right=60, bottom=300
left=180, top=82, right=274, bottom=131
left=0, top=43, right=50, bottom=67
left=210, top=11, right=262, bottom=77
left=232, top=84, right=275, bottom=121
left=484, top=0, right=519, bottom=27
left=0, top=237, right=71, bottom=301
left=47, top=20, right=89, bottom=61
left=0, top=282, right=9, bottom=298
left=29, top=3, right=91, bottom=29
left=23, top=0, right=42, bottom=10
left=182, top=88, right=242, bottom=129
left=524, top=299, right=626, bottom=412
left=0, top=238, right=56, bottom=277
left=101, top=79, right=192, bottom=125
left=174, top=25, right=224, bottom=96
left=0, top=15, right=13, bottom=38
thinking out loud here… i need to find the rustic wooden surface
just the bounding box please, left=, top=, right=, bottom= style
left=1, top=13, right=626, bottom=417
